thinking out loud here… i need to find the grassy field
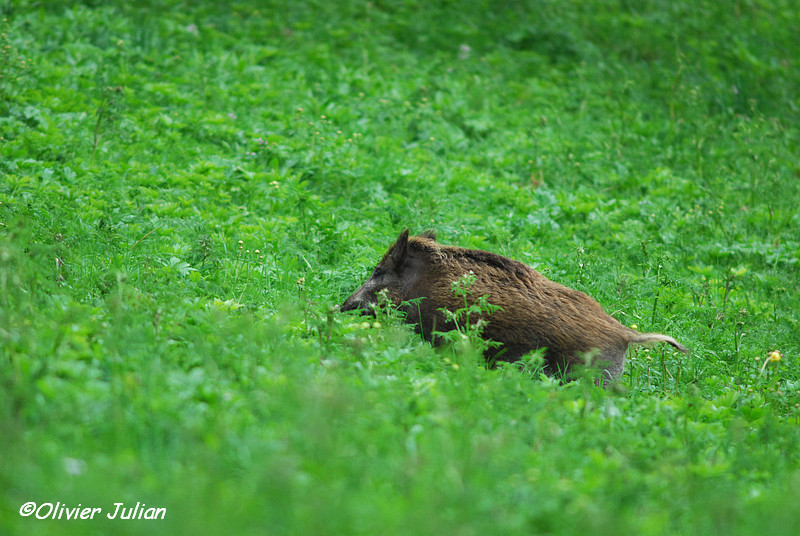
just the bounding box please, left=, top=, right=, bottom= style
left=2, top=1, right=799, bottom=534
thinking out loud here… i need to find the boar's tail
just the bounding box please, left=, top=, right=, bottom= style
left=630, top=332, right=688, bottom=354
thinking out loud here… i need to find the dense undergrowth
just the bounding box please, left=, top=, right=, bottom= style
left=1, top=1, right=799, bottom=535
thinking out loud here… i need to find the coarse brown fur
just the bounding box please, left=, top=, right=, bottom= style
left=341, top=229, right=687, bottom=383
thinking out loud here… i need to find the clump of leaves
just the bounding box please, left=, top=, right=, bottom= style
left=434, top=270, right=503, bottom=360
left=0, top=17, right=31, bottom=107
left=92, top=85, right=124, bottom=155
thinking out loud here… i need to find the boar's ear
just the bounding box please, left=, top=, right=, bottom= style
left=420, top=229, right=437, bottom=241
left=390, top=229, right=410, bottom=267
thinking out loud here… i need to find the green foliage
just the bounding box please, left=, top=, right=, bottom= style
left=434, top=270, right=504, bottom=361
left=1, top=1, right=799, bottom=535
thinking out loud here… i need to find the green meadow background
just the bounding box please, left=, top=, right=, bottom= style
left=1, top=1, right=799, bottom=534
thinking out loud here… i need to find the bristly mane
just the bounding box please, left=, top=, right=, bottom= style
left=409, top=236, right=531, bottom=279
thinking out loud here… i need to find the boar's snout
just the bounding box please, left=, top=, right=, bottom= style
left=340, top=278, right=384, bottom=316
left=340, top=292, right=376, bottom=316
left=340, top=229, right=413, bottom=317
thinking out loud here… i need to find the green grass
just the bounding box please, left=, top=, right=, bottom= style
left=1, top=1, right=799, bottom=534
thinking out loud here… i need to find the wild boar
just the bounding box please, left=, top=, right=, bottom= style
left=341, top=229, right=687, bottom=382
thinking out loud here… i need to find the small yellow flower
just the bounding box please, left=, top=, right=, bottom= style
left=759, top=350, right=783, bottom=375
left=631, top=324, right=638, bottom=330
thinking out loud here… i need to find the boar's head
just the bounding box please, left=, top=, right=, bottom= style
left=340, top=229, right=434, bottom=315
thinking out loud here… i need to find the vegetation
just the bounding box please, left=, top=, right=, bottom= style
left=1, top=1, right=798, bottom=534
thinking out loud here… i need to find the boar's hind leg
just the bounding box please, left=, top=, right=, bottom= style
left=593, top=347, right=626, bottom=385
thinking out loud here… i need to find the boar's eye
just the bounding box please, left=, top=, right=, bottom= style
left=372, top=267, right=385, bottom=278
